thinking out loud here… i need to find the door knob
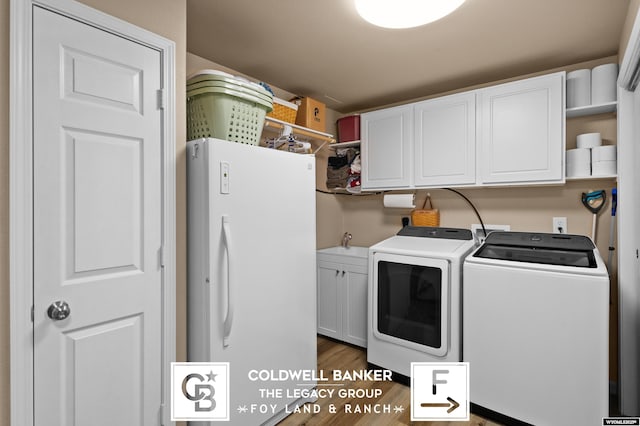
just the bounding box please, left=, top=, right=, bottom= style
left=47, top=301, right=71, bottom=320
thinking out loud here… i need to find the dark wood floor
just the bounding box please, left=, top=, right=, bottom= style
left=278, top=336, right=501, bottom=426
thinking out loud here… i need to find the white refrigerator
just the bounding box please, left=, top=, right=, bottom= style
left=187, top=138, right=318, bottom=425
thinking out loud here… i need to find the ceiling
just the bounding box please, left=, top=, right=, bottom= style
left=187, top=0, right=630, bottom=113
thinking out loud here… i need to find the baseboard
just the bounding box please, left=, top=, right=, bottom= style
left=470, top=403, right=534, bottom=426
left=367, top=362, right=410, bottom=386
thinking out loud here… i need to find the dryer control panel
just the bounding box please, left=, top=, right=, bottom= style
left=397, top=226, right=473, bottom=240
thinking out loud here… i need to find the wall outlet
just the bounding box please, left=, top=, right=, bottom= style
left=553, top=217, right=567, bottom=234
left=471, top=224, right=510, bottom=243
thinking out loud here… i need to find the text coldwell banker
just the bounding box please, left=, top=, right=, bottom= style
left=247, top=369, right=393, bottom=382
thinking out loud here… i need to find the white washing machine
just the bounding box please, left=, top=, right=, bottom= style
left=463, top=231, right=609, bottom=426
left=367, top=226, right=476, bottom=379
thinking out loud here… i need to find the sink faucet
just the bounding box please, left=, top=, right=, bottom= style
left=342, top=232, right=352, bottom=248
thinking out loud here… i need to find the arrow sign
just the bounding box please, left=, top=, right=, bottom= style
left=411, top=362, right=469, bottom=421
left=421, top=397, right=460, bottom=414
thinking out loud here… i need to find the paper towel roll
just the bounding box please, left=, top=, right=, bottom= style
left=383, top=194, right=415, bottom=208
left=576, top=133, right=602, bottom=148
left=591, top=63, right=618, bottom=104
left=567, top=69, right=591, bottom=108
left=591, top=145, right=617, bottom=162
left=566, top=148, right=591, bottom=177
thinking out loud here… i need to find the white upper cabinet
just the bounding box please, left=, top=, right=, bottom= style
left=414, top=91, right=476, bottom=187
left=360, top=71, right=565, bottom=190
left=361, top=104, right=413, bottom=190
left=478, top=72, right=565, bottom=185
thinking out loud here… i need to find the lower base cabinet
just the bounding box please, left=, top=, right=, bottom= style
left=317, top=254, right=368, bottom=347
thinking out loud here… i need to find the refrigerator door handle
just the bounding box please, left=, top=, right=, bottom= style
left=221, top=215, right=234, bottom=347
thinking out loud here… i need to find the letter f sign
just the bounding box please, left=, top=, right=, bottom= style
left=432, top=369, right=449, bottom=395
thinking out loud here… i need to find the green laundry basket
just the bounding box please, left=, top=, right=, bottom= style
left=187, top=85, right=273, bottom=145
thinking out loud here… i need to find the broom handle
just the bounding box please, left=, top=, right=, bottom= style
left=592, top=213, right=597, bottom=242
left=608, top=217, right=615, bottom=268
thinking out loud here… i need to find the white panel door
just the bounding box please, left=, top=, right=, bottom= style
left=33, top=7, right=163, bottom=425
left=361, top=104, right=413, bottom=190
left=414, top=91, right=476, bottom=187
left=478, top=72, right=565, bottom=184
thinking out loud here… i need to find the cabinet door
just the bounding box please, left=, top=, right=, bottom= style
left=361, top=104, right=413, bottom=190
left=414, top=92, right=476, bottom=186
left=478, top=72, right=565, bottom=184
left=317, top=260, right=342, bottom=340
left=342, top=264, right=368, bottom=348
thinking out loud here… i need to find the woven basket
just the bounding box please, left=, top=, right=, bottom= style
left=411, top=194, right=440, bottom=226
left=266, top=98, right=298, bottom=124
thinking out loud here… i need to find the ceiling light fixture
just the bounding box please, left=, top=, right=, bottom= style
left=354, top=0, right=466, bottom=29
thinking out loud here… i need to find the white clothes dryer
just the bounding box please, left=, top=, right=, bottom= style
left=463, top=231, right=609, bottom=425
left=367, top=227, right=476, bottom=379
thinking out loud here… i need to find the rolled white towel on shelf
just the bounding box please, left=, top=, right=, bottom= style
left=576, top=133, right=602, bottom=149
left=566, top=69, right=591, bottom=108
left=592, top=160, right=617, bottom=176
left=591, top=145, right=616, bottom=162
left=591, top=145, right=617, bottom=176
left=591, top=63, right=618, bottom=104
left=566, top=148, right=591, bottom=178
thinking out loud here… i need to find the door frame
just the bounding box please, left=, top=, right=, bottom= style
left=617, top=4, right=640, bottom=416
left=9, top=1, right=176, bottom=425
